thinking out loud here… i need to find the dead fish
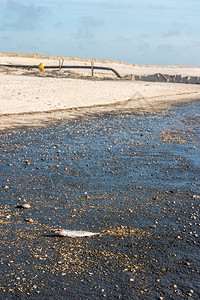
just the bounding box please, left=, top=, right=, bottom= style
left=53, top=229, right=100, bottom=238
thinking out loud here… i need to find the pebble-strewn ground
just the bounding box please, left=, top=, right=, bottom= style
left=0, top=101, right=199, bottom=299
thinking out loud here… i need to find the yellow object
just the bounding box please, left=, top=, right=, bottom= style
left=38, top=63, right=45, bottom=71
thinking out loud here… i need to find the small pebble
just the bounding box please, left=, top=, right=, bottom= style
left=150, top=225, right=157, bottom=228
left=16, top=203, right=31, bottom=209
left=25, top=218, right=34, bottom=223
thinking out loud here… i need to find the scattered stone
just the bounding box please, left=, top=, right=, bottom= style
left=16, top=203, right=31, bottom=209
left=188, top=293, right=192, bottom=297
left=150, top=224, right=157, bottom=228
left=25, top=218, right=34, bottom=223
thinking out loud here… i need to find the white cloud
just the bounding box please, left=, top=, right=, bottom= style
left=73, top=16, right=104, bottom=43
left=1, top=0, right=47, bottom=31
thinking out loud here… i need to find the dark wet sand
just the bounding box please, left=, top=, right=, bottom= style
left=0, top=101, right=199, bottom=299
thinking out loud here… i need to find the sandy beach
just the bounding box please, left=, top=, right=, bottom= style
left=1, top=53, right=200, bottom=129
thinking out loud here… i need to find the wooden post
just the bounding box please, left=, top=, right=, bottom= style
left=91, top=61, right=94, bottom=77
left=59, top=59, right=64, bottom=70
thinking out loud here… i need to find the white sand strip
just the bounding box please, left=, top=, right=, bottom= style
left=1, top=74, right=200, bottom=115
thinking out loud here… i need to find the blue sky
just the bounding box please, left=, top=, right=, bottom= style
left=0, top=0, right=200, bottom=66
